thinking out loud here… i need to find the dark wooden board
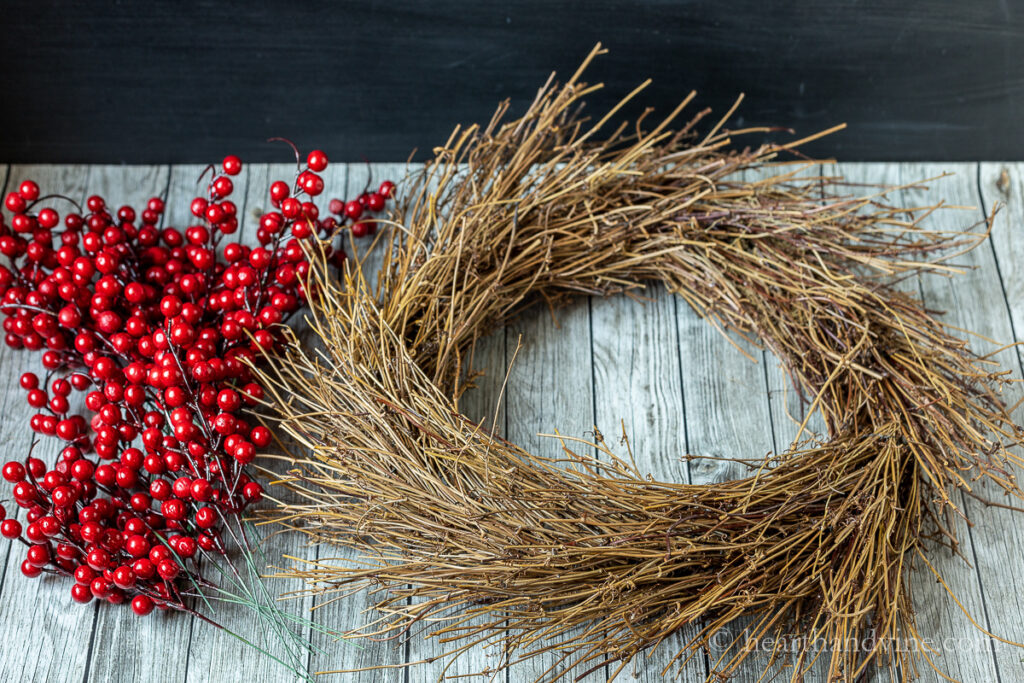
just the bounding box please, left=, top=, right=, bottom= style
left=1, top=0, right=1021, bottom=163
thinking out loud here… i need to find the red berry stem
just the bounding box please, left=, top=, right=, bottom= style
left=0, top=149, right=394, bottom=623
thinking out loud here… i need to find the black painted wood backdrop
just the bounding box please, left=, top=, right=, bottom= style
left=2, top=0, right=1022, bottom=162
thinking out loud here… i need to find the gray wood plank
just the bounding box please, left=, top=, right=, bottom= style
left=304, top=162, right=414, bottom=683
left=591, top=286, right=706, bottom=682
left=165, top=162, right=318, bottom=683
left=289, top=159, right=349, bottom=682
left=0, top=164, right=99, bottom=683
left=674, top=223, right=777, bottom=683
left=411, top=333, right=508, bottom=680
left=10, top=161, right=1024, bottom=683
left=747, top=162, right=831, bottom=683
left=504, top=296, right=599, bottom=681
left=74, top=164, right=202, bottom=683
left=828, top=163, right=917, bottom=683
left=883, top=162, right=1005, bottom=683
left=968, top=162, right=1024, bottom=680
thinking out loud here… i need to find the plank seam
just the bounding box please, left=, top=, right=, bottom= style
left=79, top=602, right=101, bottom=683
left=585, top=295, right=608, bottom=681
left=911, top=162, right=1001, bottom=683
left=962, top=160, right=1016, bottom=683
left=759, top=351, right=779, bottom=455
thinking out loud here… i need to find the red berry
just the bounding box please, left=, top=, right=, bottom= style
left=379, top=180, right=395, bottom=198
left=5, top=192, right=26, bottom=213
left=86, top=547, right=111, bottom=571
left=205, top=203, right=225, bottom=224
left=175, top=536, right=197, bottom=558
left=26, top=543, right=50, bottom=566
left=242, top=482, right=263, bottom=503
left=212, top=176, right=234, bottom=198
left=112, top=565, right=136, bottom=589
left=132, top=558, right=156, bottom=580
left=195, top=506, right=217, bottom=529
left=1, top=519, right=23, bottom=539
left=172, top=476, right=192, bottom=499
left=191, top=197, right=208, bottom=218
left=52, top=485, right=76, bottom=508
left=241, top=383, right=264, bottom=404
left=26, top=458, right=44, bottom=479
left=38, top=207, right=59, bottom=228
left=298, top=171, right=324, bottom=197
left=190, top=478, right=213, bottom=502
left=149, top=543, right=171, bottom=563
left=27, top=389, right=47, bottom=408
left=71, top=583, right=93, bottom=603
left=90, top=577, right=112, bottom=599
left=39, top=516, right=60, bottom=537
left=161, top=499, right=186, bottom=521
left=233, top=441, right=256, bottom=464
left=212, top=413, right=236, bottom=435
left=222, top=155, right=243, bottom=176
left=345, top=200, right=363, bottom=220
left=198, top=534, right=216, bottom=552
left=131, top=594, right=155, bottom=616
left=3, top=461, right=26, bottom=483
left=125, top=534, right=150, bottom=558
left=217, top=389, right=240, bottom=413
left=74, top=565, right=96, bottom=584
left=306, top=150, right=328, bottom=172
left=281, top=198, right=302, bottom=219
left=270, top=181, right=290, bottom=204
left=19, top=180, right=40, bottom=201
left=157, top=558, right=180, bottom=580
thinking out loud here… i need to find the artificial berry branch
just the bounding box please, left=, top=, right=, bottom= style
left=0, top=152, right=392, bottom=644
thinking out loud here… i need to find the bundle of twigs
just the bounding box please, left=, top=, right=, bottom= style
left=252, top=46, right=1024, bottom=681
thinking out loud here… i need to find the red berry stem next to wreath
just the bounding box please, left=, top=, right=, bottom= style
left=0, top=151, right=394, bottom=618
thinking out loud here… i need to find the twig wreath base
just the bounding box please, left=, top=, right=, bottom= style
left=253, top=46, right=1024, bottom=682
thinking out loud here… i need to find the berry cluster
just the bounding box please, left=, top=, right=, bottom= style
left=0, top=150, right=393, bottom=616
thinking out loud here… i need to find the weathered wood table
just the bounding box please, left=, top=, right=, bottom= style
left=1, top=162, right=1023, bottom=683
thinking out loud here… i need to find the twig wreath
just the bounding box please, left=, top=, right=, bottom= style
left=253, top=46, right=1024, bottom=681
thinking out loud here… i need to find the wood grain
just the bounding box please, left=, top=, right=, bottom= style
left=591, top=287, right=705, bottom=681
left=888, top=162, right=1004, bottom=683
left=174, top=163, right=323, bottom=683
left=302, top=162, right=416, bottom=683
left=79, top=164, right=198, bottom=683
left=673, top=203, right=777, bottom=682
left=5, top=163, right=1024, bottom=683
left=0, top=165, right=98, bottom=683
left=505, top=298, right=600, bottom=681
